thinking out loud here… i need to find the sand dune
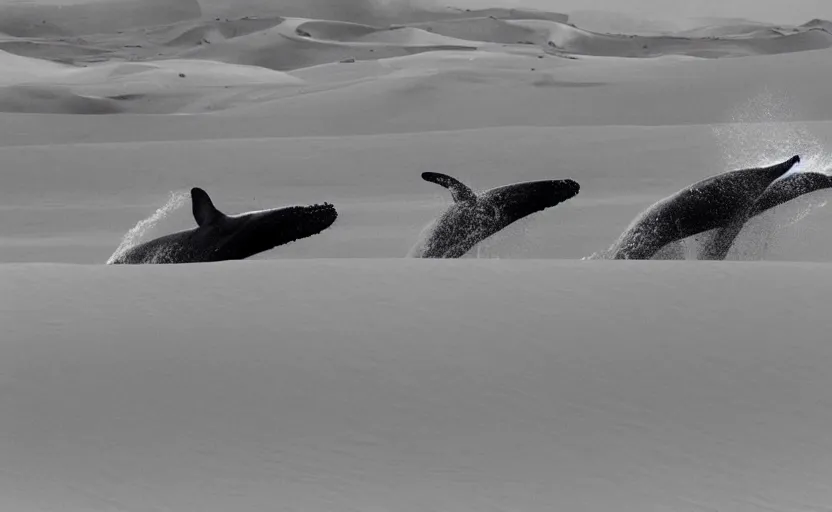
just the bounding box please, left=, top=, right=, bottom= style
left=170, top=15, right=832, bottom=68
left=5, top=2, right=832, bottom=511
left=294, top=20, right=477, bottom=47
left=676, top=22, right=784, bottom=38
left=0, top=84, right=123, bottom=113
left=0, top=49, right=75, bottom=83
left=1, top=42, right=832, bottom=126
left=4, top=261, right=832, bottom=512
left=803, top=18, right=832, bottom=31
left=0, top=4, right=821, bottom=70
left=0, top=51, right=304, bottom=113
left=177, top=18, right=479, bottom=72
left=0, top=3, right=823, bottom=116
left=0, top=8, right=825, bottom=120
left=566, top=9, right=680, bottom=35
left=406, top=16, right=549, bottom=45
left=160, top=16, right=287, bottom=47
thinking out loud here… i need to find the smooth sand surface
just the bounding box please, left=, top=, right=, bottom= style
left=3, top=1, right=832, bottom=510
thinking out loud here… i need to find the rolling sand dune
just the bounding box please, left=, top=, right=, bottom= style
left=0, top=51, right=304, bottom=113
left=160, top=16, right=288, bottom=47
left=0, top=9, right=825, bottom=118
left=406, top=16, right=549, bottom=45
left=5, top=1, right=832, bottom=510
left=0, top=84, right=123, bottom=113
left=5, top=261, right=832, bottom=512
left=566, top=10, right=681, bottom=35
left=177, top=18, right=479, bottom=72
left=0, top=4, right=824, bottom=82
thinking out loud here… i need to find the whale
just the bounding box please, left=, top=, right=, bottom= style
left=608, top=155, right=801, bottom=260
left=412, top=172, right=580, bottom=258
left=109, top=187, right=338, bottom=264
left=698, top=170, right=832, bottom=260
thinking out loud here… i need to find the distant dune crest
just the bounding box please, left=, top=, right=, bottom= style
left=0, top=2, right=828, bottom=114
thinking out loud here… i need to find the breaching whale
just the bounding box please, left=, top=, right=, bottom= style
left=608, top=155, right=801, bottom=260
left=412, top=172, right=580, bottom=258
left=109, top=187, right=338, bottom=264
left=698, top=170, right=832, bottom=260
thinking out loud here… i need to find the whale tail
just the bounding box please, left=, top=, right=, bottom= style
left=750, top=171, right=832, bottom=218
left=757, top=155, right=801, bottom=181
left=699, top=155, right=803, bottom=260
left=422, top=172, right=477, bottom=202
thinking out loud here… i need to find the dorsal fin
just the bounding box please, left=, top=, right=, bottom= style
left=422, top=172, right=477, bottom=202
left=191, top=187, right=224, bottom=227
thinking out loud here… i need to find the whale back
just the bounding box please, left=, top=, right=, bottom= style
left=610, top=155, right=800, bottom=259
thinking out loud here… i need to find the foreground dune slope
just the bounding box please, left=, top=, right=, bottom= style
left=3, top=260, right=832, bottom=511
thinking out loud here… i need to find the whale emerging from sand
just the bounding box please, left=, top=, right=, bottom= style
left=697, top=169, right=832, bottom=260
left=109, top=187, right=338, bottom=264
left=412, top=172, right=580, bottom=258
left=608, top=155, right=801, bottom=260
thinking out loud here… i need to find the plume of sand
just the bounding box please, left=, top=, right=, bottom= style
left=106, top=190, right=189, bottom=264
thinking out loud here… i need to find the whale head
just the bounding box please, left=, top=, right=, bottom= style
left=190, top=188, right=338, bottom=261
left=479, top=178, right=581, bottom=229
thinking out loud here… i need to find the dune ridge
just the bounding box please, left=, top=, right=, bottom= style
left=0, top=3, right=827, bottom=115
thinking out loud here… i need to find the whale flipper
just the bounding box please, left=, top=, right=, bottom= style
left=191, top=187, right=224, bottom=227
left=422, top=172, right=477, bottom=203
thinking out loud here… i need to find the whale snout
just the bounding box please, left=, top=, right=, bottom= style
left=559, top=179, right=580, bottom=198
left=540, top=178, right=580, bottom=206
left=303, top=202, right=338, bottom=230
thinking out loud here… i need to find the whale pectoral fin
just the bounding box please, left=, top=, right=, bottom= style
left=191, top=187, right=224, bottom=227
left=422, top=172, right=477, bottom=203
